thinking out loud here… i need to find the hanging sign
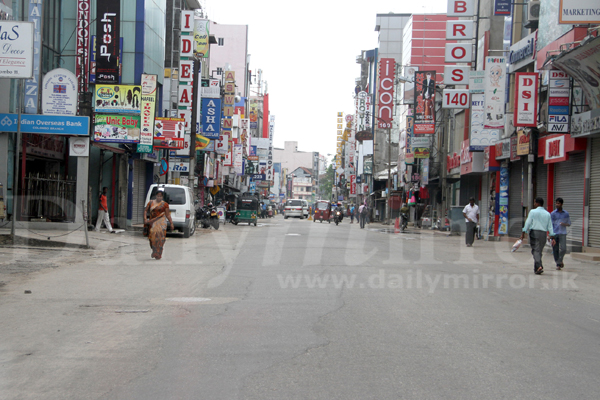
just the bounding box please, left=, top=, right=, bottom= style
left=94, top=85, right=142, bottom=113
left=201, top=98, right=222, bottom=139
left=42, top=68, right=78, bottom=116
left=138, top=74, right=157, bottom=153
left=154, top=117, right=185, bottom=149
left=514, top=72, right=539, bottom=127
left=94, top=115, right=141, bottom=143
left=484, top=57, right=507, bottom=129
left=0, top=21, right=34, bottom=79
left=95, top=0, right=120, bottom=84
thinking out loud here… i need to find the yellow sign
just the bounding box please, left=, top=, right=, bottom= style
left=224, top=71, right=235, bottom=82
left=194, top=19, right=210, bottom=58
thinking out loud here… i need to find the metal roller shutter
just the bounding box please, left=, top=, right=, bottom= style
left=536, top=159, right=547, bottom=203
left=554, top=152, right=585, bottom=246
left=588, top=139, right=600, bottom=247
left=132, top=160, right=146, bottom=225
left=509, top=159, right=526, bottom=237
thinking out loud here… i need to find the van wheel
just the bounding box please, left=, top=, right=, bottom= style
left=183, top=226, right=191, bottom=238
left=285, top=216, right=288, bottom=219
left=300, top=215, right=304, bottom=220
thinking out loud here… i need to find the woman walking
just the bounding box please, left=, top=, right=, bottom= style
left=144, top=189, right=174, bottom=260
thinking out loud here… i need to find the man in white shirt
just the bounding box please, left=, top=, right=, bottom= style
left=462, top=197, right=479, bottom=247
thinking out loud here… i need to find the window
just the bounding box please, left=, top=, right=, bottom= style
left=218, top=38, right=224, bottom=46
left=42, top=0, right=61, bottom=74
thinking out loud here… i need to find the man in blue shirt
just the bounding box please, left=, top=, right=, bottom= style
left=520, top=197, right=556, bottom=274
left=551, top=197, right=571, bottom=270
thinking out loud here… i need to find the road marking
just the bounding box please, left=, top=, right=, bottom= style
left=286, top=233, right=301, bottom=236
left=166, top=297, right=211, bottom=303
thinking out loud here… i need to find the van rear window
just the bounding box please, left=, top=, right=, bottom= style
left=150, top=187, right=186, bottom=205
left=287, top=200, right=302, bottom=207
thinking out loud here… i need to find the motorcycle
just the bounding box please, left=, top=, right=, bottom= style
left=333, top=210, right=343, bottom=226
left=400, top=212, right=409, bottom=231
left=196, top=203, right=220, bottom=230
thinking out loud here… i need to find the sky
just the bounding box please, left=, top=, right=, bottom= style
left=205, top=0, right=448, bottom=159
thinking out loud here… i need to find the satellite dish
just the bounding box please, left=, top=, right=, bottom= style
left=234, top=95, right=242, bottom=103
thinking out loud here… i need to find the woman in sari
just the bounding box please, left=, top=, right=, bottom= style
left=144, top=190, right=174, bottom=260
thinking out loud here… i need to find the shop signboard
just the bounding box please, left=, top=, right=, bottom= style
left=510, top=136, right=520, bottom=161
left=469, top=93, right=497, bottom=151
left=234, top=144, right=243, bottom=175
left=559, top=0, right=600, bottom=24
left=41, top=68, right=78, bottom=116
left=26, top=134, right=65, bottom=160
left=494, top=0, right=511, bottom=15
left=76, top=0, right=91, bottom=92
left=24, top=1, right=42, bottom=113
left=414, top=148, right=430, bottom=159
left=0, top=21, right=34, bottom=79
left=94, top=85, right=142, bottom=114
left=0, top=113, right=89, bottom=136
left=514, top=73, right=539, bottom=127
left=469, top=70, right=485, bottom=93
left=544, top=135, right=568, bottom=163
left=169, top=162, right=189, bottom=173
left=201, top=98, right=222, bottom=139
left=194, top=19, right=210, bottom=58
left=377, top=58, right=395, bottom=128
left=547, top=70, right=571, bottom=133
left=414, top=71, right=436, bottom=134
left=89, top=36, right=123, bottom=84
left=94, top=115, right=141, bottom=143
left=154, top=117, right=184, bottom=149
left=571, top=108, right=600, bottom=138
left=95, top=0, right=120, bottom=84
left=516, top=129, right=530, bottom=155
left=494, top=138, right=511, bottom=160
left=138, top=74, right=157, bottom=153
left=69, top=137, right=89, bottom=157
left=402, top=66, right=419, bottom=105
left=498, top=163, right=509, bottom=235
left=484, top=57, right=507, bottom=130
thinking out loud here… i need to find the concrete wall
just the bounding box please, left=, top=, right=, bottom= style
left=272, top=142, right=314, bottom=178
left=209, top=23, right=249, bottom=97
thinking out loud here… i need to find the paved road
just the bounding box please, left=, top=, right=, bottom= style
left=1, top=216, right=600, bottom=399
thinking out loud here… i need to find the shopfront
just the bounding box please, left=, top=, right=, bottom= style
left=538, top=134, right=587, bottom=248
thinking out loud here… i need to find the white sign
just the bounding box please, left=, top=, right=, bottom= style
left=442, top=89, right=470, bottom=109
left=484, top=57, right=507, bottom=130
left=169, top=162, right=190, bottom=172
left=559, top=0, right=600, bottom=24
left=514, top=73, right=538, bottom=127
left=444, top=66, right=470, bottom=85
left=469, top=70, right=486, bottom=93
left=445, top=43, right=473, bottom=63
left=41, top=68, right=78, bottom=116
left=69, top=137, right=89, bottom=157
left=549, top=88, right=570, bottom=97
left=447, top=0, right=475, bottom=16
left=548, top=115, right=570, bottom=133
left=446, top=20, right=473, bottom=40
left=0, top=22, right=34, bottom=79
left=234, top=144, right=243, bottom=175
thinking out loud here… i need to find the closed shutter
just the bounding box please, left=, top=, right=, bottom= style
left=554, top=152, right=585, bottom=246
left=588, top=139, right=600, bottom=247
left=132, top=160, right=146, bottom=225
left=459, top=175, right=479, bottom=206
left=536, top=159, right=547, bottom=203
left=509, top=159, right=526, bottom=237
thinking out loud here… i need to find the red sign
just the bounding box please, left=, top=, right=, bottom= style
left=154, top=118, right=185, bottom=149
left=447, top=153, right=461, bottom=172
left=544, top=135, right=567, bottom=163
left=377, top=58, right=395, bottom=128
left=350, top=175, right=356, bottom=195
left=514, top=72, right=539, bottom=127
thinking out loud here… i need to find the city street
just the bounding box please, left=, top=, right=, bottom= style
left=1, top=216, right=600, bottom=399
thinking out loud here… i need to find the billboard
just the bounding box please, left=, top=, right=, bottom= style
left=94, top=85, right=142, bottom=113
left=484, top=57, right=507, bottom=130
left=201, top=98, right=222, bottom=139
left=76, top=0, right=91, bottom=92
left=41, top=68, right=78, bottom=116
left=0, top=21, right=34, bottom=79
left=514, top=73, right=539, bottom=127
left=94, top=115, right=141, bottom=143
left=414, top=71, right=436, bottom=134
left=194, top=19, right=210, bottom=58
left=154, top=117, right=185, bottom=149
left=138, top=74, right=158, bottom=153
left=377, top=58, right=395, bottom=128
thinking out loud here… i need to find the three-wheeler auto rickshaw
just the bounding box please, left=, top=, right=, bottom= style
left=235, top=195, right=259, bottom=226
left=313, top=200, right=332, bottom=223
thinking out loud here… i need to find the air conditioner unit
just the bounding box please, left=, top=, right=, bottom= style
left=528, top=1, right=540, bottom=21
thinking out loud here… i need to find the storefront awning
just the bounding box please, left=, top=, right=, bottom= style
left=374, top=166, right=398, bottom=180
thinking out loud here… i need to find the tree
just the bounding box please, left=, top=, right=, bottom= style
left=318, top=163, right=335, bottom=200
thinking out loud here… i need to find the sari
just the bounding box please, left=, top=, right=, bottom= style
left=147, top=201, right=169, bottom=259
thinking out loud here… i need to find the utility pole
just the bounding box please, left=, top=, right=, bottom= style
left=189, top=57, right=200, bottom=192
left=386, top=126, right=391, bottom=225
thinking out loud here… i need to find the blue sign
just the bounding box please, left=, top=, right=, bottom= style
left=201, top=98, right=222, bottom=139
left=549, top=106, right=569, bottom=115
left=251, top=174, right=266, bottom=181
left=494, top=0, right=511, bottom=15
left=0, top=114, right=90, bottom=136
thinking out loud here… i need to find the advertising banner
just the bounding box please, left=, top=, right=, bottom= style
left=154, top=117, right=184, bottom=149
left=194, top=19, right=210, bottom=58
left=377, top=58, right=395, bottom=128
left=88, top=35, right=123, bottom=84
left=514, top=72, right=539, bottom=127
left=234, top=144, right=244, bottom=175
left=469, top=93, right=498, bottom=150
left=41, top=68, right=78, bottom=116
left=559, top=0, right=600, bottom=24
left=25, top=0, right=42, bottom=113
left=547, top=70, right=571, bottom=133
left=0, top=21, right=33, bottom=79
left=493, top=0, right=511, bottom=15
left=414, top=71, right=436, bottom=134
left=94, top=85, right=142, bottom=113
left=95, top=0, right=120, bottom=84
left=267, top=116, right=275, bottom=183
left=216, top=134, right=229, bottom=155
left=498, top=164, right=509, bottom=235
left=201, top=98, right=222, bottom=139
left=138, top=74, right=157, bottom=153
left=350, top=175, right=356, bottom=196
left=517, top=129, right=530, bottom=156
left=224, top=149, right=233, bottom=166
left=422, top=159, right=429, bottom=185
left=76, top=0, right=91, bottom=92
left=402, top=66, right=419, bottom=104
left=484, top=57, right=507, bottom=129
left=94, top=115, right=141, bottom=143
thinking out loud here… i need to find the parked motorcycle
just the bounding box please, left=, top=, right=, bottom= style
left=196, top=203, right=220, bottom=230
left=400, top=212, right=409, bottom=231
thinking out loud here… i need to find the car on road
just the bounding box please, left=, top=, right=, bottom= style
left=145, top=184, right=196, bottom=238
left=284, top=199, right=304, bottom=219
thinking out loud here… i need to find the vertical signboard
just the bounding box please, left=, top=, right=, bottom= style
left=514, top=72, right=539, bottom=127
left=138, top=74, right=157, bottom=153
left=414, top=71, right=436, bottom=134
left=267, top=116, right=275, bottom=184
left=96, top=0, right=120, bottom=84
left=377, top=58, right=395, bottom=128
left=76, top=0, right=91, bottom=93
left=498, top=163, right=509, bottom=235
left=234, top=144, right=243, bottom=175
left=201, top=98, right=222, bottom=139
left=547, top=70, right=570, bottom=133
left=484, top=57, right=507, bottom=130
left=25, top=0, right=43, bottom=113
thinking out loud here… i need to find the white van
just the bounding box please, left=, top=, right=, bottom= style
left=302, top=200, right=309, bottom=218
left=284, top=199, right=304, bottom=219
left=145, top=184, right=196, bottom=238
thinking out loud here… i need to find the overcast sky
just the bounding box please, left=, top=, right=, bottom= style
left=206, top=0, right=448, bottom=159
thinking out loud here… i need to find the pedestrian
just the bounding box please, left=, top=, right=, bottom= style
left=375, top=208, right=380, bottom=222
left=144, top=189, right=174, bottom=260
left=350, top=204, right=355, bottom=224
left=95, top=187, right=114, bottom=233
left=359, top=202, right=367, bottom=229
left=551, top=197, right=571, bottom=270
left=346, top=205, right=351, bottom=223
left=462, top=197, right=479, bottom=247
left=520, top=197, right=556, bottom=275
